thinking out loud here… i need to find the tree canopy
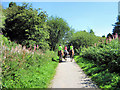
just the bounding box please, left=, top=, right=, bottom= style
left=2, top=2, right=49, bottom=49
left=89, top=29, right=94, bottom=35
left=0, top=4, right=5, bottom=33
left=107, top=33, right=112, bottom=38
left=2, top=2, right=101, bottom=51
left=69, top=30, right=99, bottom=53
left=113, top=16, right=120, bottom=35
left=47, top=16, right=71, bottom=50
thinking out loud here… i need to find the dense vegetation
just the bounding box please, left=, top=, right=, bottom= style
left=68, top=30, right=100, bottom=54
left=75, top=57, right=120, bottom=89
left=47, top=16, right=73, bottom=51
left=75, top=38, right=120, bottom=89
left=113, top=16, right=120, bottom=35
left=1, top=1, right=120, bottom=89
left=1, top=2, right=72, bottom=50
left=0, top=2, right=73, bottom=88
left=81, top=39, right=120, bottom=73
left=1, top=34, right=58, bottom=88
left=3, top=2, right=51, bottom=50
left=1, top=2, right=73, bottom=88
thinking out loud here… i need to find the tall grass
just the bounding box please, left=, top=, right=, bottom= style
left=1, top=35, right=58, bottom=88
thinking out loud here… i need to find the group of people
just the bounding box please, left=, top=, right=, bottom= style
left=58, top=44, right=74, bottom=63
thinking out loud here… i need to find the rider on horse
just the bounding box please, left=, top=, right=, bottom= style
left=58, top=44, right=64, bottom=62
left=69, top=43, right=74, bottom=62
left=64, top=45, right=68, bottom=60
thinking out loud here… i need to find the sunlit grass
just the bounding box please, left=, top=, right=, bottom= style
left=75, top=56, right=120, bottom=89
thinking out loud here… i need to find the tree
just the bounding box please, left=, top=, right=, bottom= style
left=89, top=29, right=94, bottom=35
left=9, top=2, right=16, bottom=7
left=107, top=33, right=112, bottom=38
left=113, top=16, right=120, bottom=35
left=69, top=31, right=99, bottom=53
left=62, top=28, right=75, bottom=45
left=2, top=2, right=49, bottom=49
left=47, top=16, right=70, bottom=51
left=0, top=4, right=5, bottom=33
left=102, top=35, right=105, bottom=38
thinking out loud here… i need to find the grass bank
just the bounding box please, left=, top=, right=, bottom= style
left=1, top=35, right=59, bottom=88
left=74, top=56, right=120, bottom=90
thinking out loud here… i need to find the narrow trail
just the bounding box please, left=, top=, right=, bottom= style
left=49, top=57, right=98, bottom=88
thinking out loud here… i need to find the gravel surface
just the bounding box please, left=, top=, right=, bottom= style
left=49, top=58, right=98, bottom=88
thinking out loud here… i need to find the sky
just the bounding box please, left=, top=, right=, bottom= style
left=1, top=1, right=119, bottom=37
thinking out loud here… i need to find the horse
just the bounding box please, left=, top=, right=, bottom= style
left=63, top=50, right=68, bottom=61
left=69, top=49, right=74, bottom=62
left=58, top=50, right=64, bottom=63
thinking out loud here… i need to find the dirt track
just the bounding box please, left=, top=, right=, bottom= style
left=49, top=58, right=98, bottom=88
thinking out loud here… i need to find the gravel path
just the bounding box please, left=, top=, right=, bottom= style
left=49, top=58, right=98, bottom=88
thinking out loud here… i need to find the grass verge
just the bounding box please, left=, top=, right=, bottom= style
left=74, top=56, right=120, bottom=90
left=2, top=51, right=59, bottom=88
